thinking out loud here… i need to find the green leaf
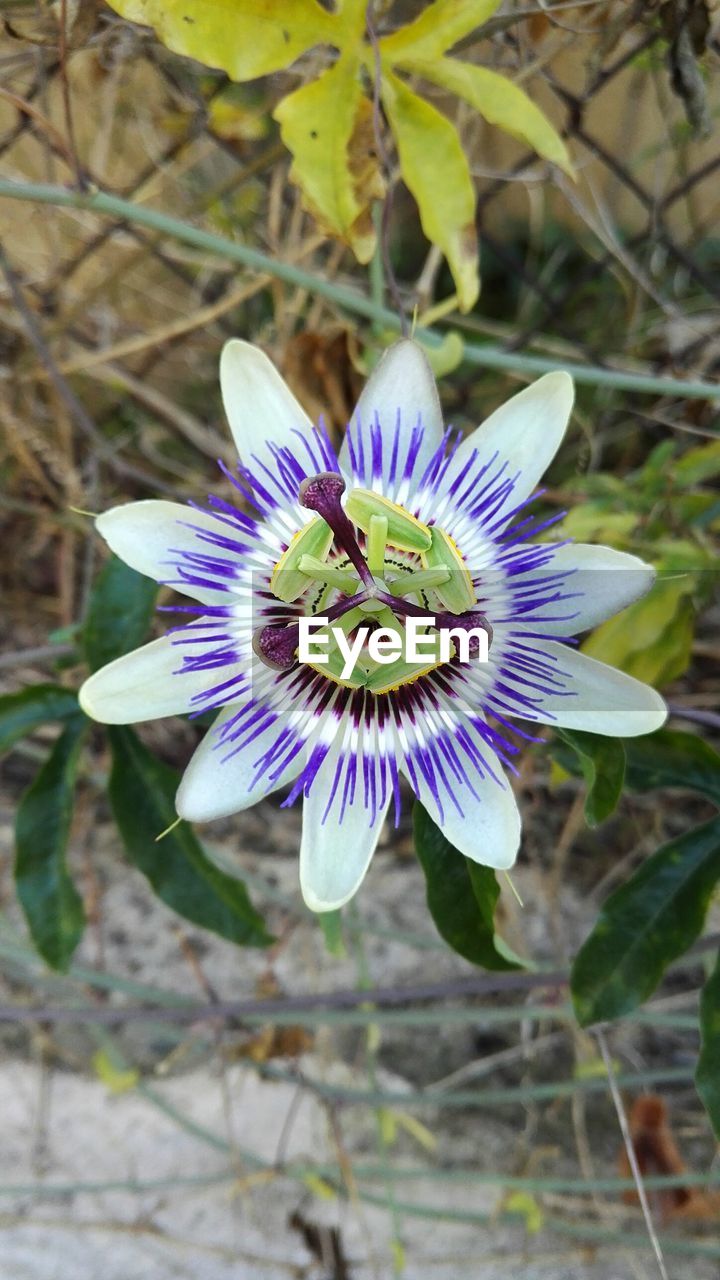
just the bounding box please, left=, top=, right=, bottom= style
left=380, top=0, right=502, bottom=62
left=553, top=506, right=639, bottom=546
left=413, top=804, right=524, bottom=969
left=83, top=555, right=158, bottom=673
left=105, top=0, right=337, bottom=81
left=0, top=683, right=80, bottom=754
left=581, top=577, right=694, bottom=687
left=571, top=815, right=720, bottom=1025
left=624, top=729, right=720, bottom=805
left=14, top=716, right=87, bottom=971
left=92, top=1048, right=140, bottom=1095
left=674, top=439, right=720, bottom=486
left=107, top=727, right=272, bottom=947
left=696, top=951, right=720, bottom=1139
left=504, top=1191, right=544, bottom=1234
left=381, top=70, right=479, bottom=311
left=408, top=56, right=573, bottom=175
left=554, top=729, right=626, bottom=826
left=275, top=53, right=384, bottom=263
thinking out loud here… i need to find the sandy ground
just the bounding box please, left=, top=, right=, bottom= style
left=0, top=788, right=716, bottom=1279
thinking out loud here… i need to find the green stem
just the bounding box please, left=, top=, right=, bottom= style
left=348, top=901, right=405, bottom=1277
left=369, top=201, right=385, bottom=338
left=2, top=179, right=720, bottom=399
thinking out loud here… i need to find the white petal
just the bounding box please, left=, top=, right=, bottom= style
left=79, top=636, right=215, bottom=724
left=451, top=371, right=574, bottom=507
left=524, top=543, right=656, bottom=635
left=340, top=339, right=444, bottom=488
left=176, top=703, right=303, bottom=822
left=96, top=501, right=228, bottom=605
left=299, top=738, right=392, bottom=912
left=220, top=339, right=314, bottom=471
left=402, top=748, right=521, bottom=871
left=512, top=641, right=667, bottom=736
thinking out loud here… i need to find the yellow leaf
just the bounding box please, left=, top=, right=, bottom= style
left=302, top=1172, right=337, bottom=1201
left=549, top=758, right=570, bottom=788
left=105, top=0, right=337, bottom=81
left=416, top=331, right=465, bottom=377
left=408, top=56, right=573, bottom=175
left=208, top=93, right=269, bottom=144
left=379, top=1107, right=397, bottom=1145
left=574, top=1054, right=621, bottom=1080
left=394, top=1110, right=438, bottom=1152
left=381, top=70, right=479, bottom=311
left=335, top=0, right=368, bottom=41
left=274, top=52, right=384, bottom=263
left=92, top=1049, right=139, bottom=1094
left=581, top=577, right=694, bottom=687
left=505, top=1191, right=544, bottom=1234
left=391, top=1241, right=406, bottom=1272
left=380, top=0, right=502, bottom=62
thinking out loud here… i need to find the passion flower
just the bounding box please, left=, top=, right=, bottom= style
left=80, top=340, right=665, bottom=910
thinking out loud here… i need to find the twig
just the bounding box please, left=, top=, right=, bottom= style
left=366, top=3, right=409, bottom=338
left=3, top=179, right=720, bottom=398
left=44, top=238, right=324, bottom=376
left=668, top=703, right=720, bottom=732
left=0, top=86, right=76, bottom=173
left=0, top=245, right=177, bottom=495
left=0, top=969, right=567, bottom=1026
left=595, top=1028, right=670, bottom=1280
left=58, top=0, right=86, bottom=190
left=0, top=643, right=75, bottom=671
left=4, top=927, right=720, bottom=1027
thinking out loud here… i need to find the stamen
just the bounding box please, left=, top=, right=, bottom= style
left=299, top=472, right=374, bottom=590
left=252, top=622, right=301, bottom=671
left=252, top=591, right=369, bottom=671
left=298, top=554, right=357, bottom=594
left=379, top=592, right=494, bottom=656
left=386, top=568, right=450, bottom=598
left=366, top=513, right=388, bottom=576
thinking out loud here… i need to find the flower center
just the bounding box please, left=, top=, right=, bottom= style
left=254, top=472, right=492, bottom=691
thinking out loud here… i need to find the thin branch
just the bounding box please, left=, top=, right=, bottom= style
left=668, top=703, right=720, bottom=732
left=57, top=0, right=86, bottom=190
left=595, top=1028, right=670, bottom=1280
left=5, top=927, right=719, bottom=1027
left=2, top=180, right=720, bottom=399
left=366, top=2, right=409, bottom=338
left=0, top=244, right=178, bottom=495
left=0, top=85, right=76, bottom=172
left=0, top=967, right=568, bottom=1026
left=0, top=643, right=75, bottom=671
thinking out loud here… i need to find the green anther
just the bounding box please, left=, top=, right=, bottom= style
left=365, top=625, right=452, bottom=695
left=345, top=489, right=431, bottom=553
left=309, top=643, right=368, bottom=688
left=386, top=568, right=451, bottom=598
left=270, top=516, right=334, bottom=602
left=361, top=609, right=402, bottom=677
left=420, top=526, right=475, bottom=614
left=302, top=605, right=369, bottom=688
left=367, top=513, right=389, bottom=576
left=298, top=554, right=357, bottom=594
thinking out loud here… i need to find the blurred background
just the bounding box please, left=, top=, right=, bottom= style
left=1, top=2, right=720, bottom=1277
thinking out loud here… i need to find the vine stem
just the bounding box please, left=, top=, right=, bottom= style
left=348, top=901, right=405, bottom=1278
left=1, top=179, right=720, bottom=397
left=595, top=1028, right=670, bottom=1280
left=366, top=1, right=409, bottom=338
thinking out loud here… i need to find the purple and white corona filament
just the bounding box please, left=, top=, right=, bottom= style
left=79, top=340, right=666, bottom=911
